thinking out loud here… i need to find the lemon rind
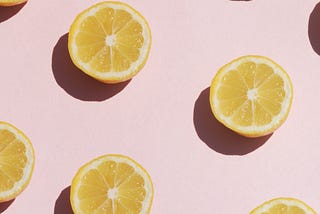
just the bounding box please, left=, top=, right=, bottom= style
left=0, top=0, right=27, bottom=6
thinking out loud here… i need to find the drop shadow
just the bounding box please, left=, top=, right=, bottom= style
left=193, top=87, right=272, bottom=155
left=308, top=2, right=320, bottom=56
left=52, top=33, right=131, bottom=101
left=0, top=199, right=15, bottom=213
left=0, top=3, right=26, bottom=23
left=54, top=186, right=73, bottom=214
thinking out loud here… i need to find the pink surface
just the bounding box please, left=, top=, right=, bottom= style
left=1, top=0, right=320, bottom=213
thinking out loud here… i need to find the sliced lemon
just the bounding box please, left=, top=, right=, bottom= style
left=210, top=55, right=293, bottom=137
left=0, top=0, right=26, bottom=6
left=250, top=197, right=317, bottom=214
left=0, top=121, right=35, bottom=202
left=70, top=154, right=153, bottom=214
left=68, top=1, right=152, bottom=84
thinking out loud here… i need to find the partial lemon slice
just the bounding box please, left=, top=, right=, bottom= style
left=210, top=55, right=293, bottom=137
left=0, top=121, right=35, bottom=202
left=70, top=154, right=153, bottom=214
left=68, top=1, right=152, bottom=84
left=250, top=197, right=317, bottom=214
left=0, top=0, right=26, bottom=6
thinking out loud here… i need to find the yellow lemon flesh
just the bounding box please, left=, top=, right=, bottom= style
left=70, top=154, right=153, bottom=214
left=210, top=55, right=293, bottom=137
left=0, top=121, right=35, bottom=202
left=250, top=197, right=316, bottom=214
left=68, top=1, right=152, bottom=83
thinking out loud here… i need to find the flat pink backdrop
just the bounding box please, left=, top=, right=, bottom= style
left=1, top=0, right=320, bottom=213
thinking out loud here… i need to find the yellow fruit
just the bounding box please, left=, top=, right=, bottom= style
left=68, top=1, right=152, bottom=84
left=0, top=121, right=35, bottom=202
left=0, top=0, right=26, bottom=6
left=250, top=197, right=317, bottom=214
left=210, top=55, right=293, bottom=137
left=70, top=154, right=153, bottom=214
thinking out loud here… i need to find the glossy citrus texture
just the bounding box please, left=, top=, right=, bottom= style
left=250, top=197, right=317, bottom=214
left=0, top=0, right=26, bottom=6
left=68, top=1, right=152, bottom=83
left=0, top=121, right=35, bottom=202
left=70, top=154, right=153, bottom=214
left=210, top=55, right=293, bottom=137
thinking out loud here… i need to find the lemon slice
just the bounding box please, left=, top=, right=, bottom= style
left=0, top=0, right=26, bottom=6
left=210, top=55, right=293, bottom=137
left=70, top=154, right=153, bottom=214
left=250, top=197, right=317, bottom=214
left=68, top=1, right=152, bottom=83
left=0, top=121, right=35, bottom=202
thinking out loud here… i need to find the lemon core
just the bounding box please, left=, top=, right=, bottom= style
left=106, top=35, right=116, bottom=46
left=107, top=187, right=118, bottom=199
left=247, top=88, right=258, bottom=100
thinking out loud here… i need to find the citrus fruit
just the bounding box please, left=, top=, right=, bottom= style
left=209, top=55, right=293, bottom=137
left=250, top=197, right=316, bottom=214
left=70, top=154, right=153, bottom=214
left=0, top=0, right=26, bottom=6
left=0, top=121, right=35, bottom=202
left=68, top=1, right=152, bottom=84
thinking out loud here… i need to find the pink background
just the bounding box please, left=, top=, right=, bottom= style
left=1, top=0, right=320, bottom=213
